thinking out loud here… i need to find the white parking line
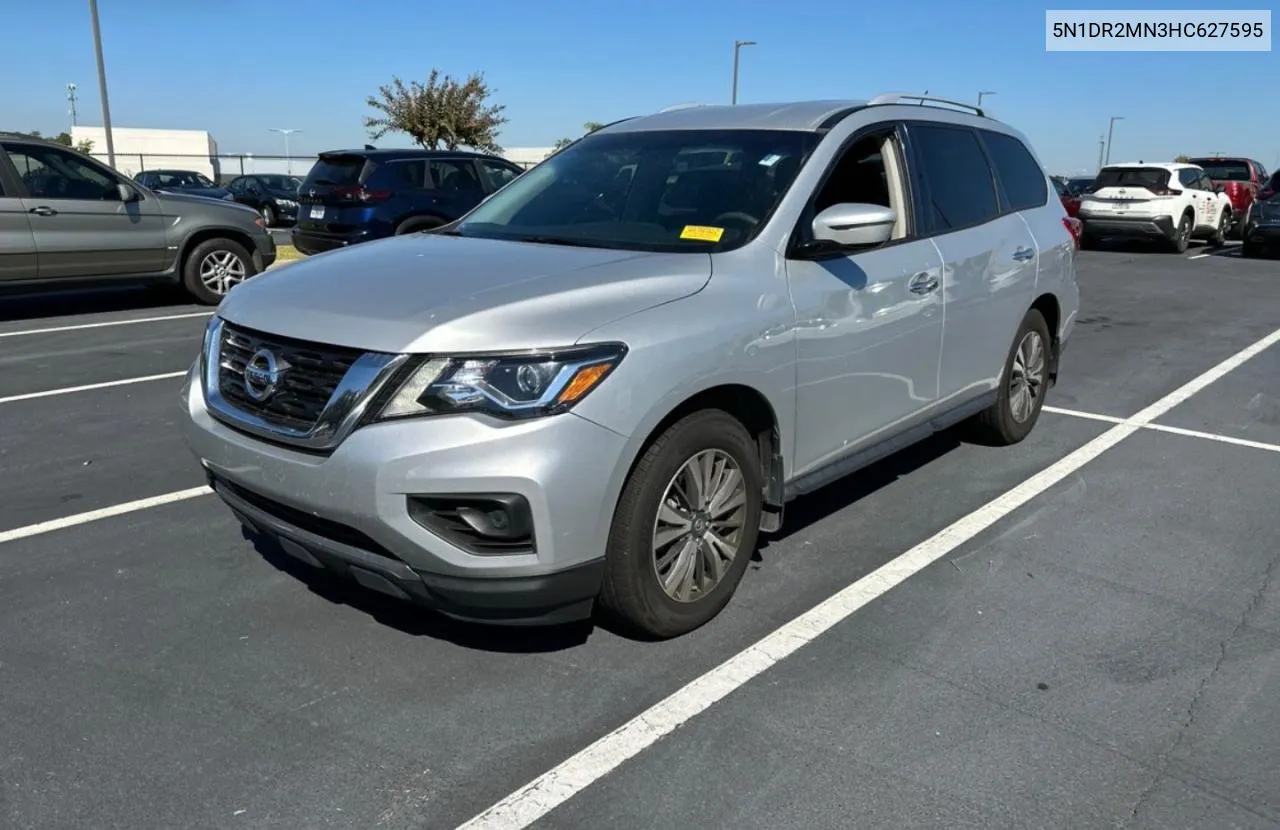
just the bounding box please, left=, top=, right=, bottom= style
left=1045, top=405, right=1280, bottom=454
left=0, top=371, right=188, bottom=405
left=0, top=311, right=212, bottom=339
left=456, top=323, right=1280, bottom=830
left=1188, top=253, right=1212, bottom=260
left=0, top=486, right=212, bottom=545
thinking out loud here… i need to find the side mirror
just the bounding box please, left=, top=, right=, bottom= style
left=116, top=183, right=140, bottom=202
left=811, top=203, right=896, bottom=248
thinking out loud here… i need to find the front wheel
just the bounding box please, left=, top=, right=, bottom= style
left=598, top=410, right=763, bottom=639
left=182, top=237, right=258, bottom=305
left=1207, top=209, right=1231, bottom=247
left=965, top=308, right=1052, bottom=446
left=1166, top=213, right=1193, bottom=253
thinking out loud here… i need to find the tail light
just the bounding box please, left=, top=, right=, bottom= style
left=329, top=184, right=393, bottom=203
left=1063, top=216, right=1083, bottom=251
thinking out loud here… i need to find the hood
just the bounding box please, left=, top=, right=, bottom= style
left=158, top=186, right=231, bottom=200
left=217, top=233, right=712, bottom=354
left=153, top=190, right=258, bottom=215
left=1255, top=197, right=1280, bottom=220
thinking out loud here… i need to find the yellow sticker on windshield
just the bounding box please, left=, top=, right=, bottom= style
left=680, top=225, right=725, bottom=242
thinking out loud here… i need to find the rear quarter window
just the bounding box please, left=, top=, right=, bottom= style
left=909, top=124, right=1001, bottom=232
left=980, top=130, right=1049, bottom=212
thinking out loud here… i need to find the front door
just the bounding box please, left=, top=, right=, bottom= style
left=1, top=142, right=170, bottom=279
left=786, top=125, right=944, bottom=475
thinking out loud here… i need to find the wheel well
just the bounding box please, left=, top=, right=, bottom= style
left=626, top=384, right=785, bottom=532
left=1031, top=292, right=1062, bottom=382
left=396, top=214, right=446, bottom=233
left=179, top=228, right=257, bottom=273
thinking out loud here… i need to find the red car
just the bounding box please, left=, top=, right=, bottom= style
left=1187, top=156, right=1271, bottom=237
left=1052, top=177, right=1081, bottom=218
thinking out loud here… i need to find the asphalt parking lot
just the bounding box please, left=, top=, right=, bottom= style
left=1, top=241, right=1277, bottom=830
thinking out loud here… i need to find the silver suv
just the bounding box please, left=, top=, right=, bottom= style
left=181, top=94, right=1080, bottom=639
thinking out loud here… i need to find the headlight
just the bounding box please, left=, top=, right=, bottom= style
left=279, top=199, right=297, bottom=208
left=377, top=343, right=626, bottom=421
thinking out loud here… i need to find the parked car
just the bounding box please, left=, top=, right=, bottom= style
left=1077, top=162, right=1232, bottom=252
left=290, top=148, right=525, bottom=255
left=1186, top=156, right=1270, bottom=237
left=134, top=168, right=234, bottom=201
left=0, top=131, right=275, bottom=304
left=1065, top=176, right=1095, bottom=195
left=1257, top=170, right=1279, bottom=202
left=180, top=94, right=1080, bottom=639
left=226, top=174, right=302, bottom=227
left=1053, top=177, right=1080, bottom=217
left=1242, top=188, right=1280, bottom=258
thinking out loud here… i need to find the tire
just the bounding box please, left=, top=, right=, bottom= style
left=261, top=204, right=275, bottom=227
left=1166, top=212, right=1192, bottom=253
left=965, top=308, right=1052, bottom=447
left=395, top=217, right=443, bottom=235
left=598, top=409, right=763, bottom=639
left=1207, top=209, right=1230, bottom=247
left=182, top=237, right=258, bottom=305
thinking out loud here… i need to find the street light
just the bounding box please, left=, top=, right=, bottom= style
left=88, top=0, right=116, bottom=168
left=269, top=128, right=301, bottom=174
left=1103, top=116, right=1124, bottom=166
left=731, top=40, right=756, bottom=105
left=977, top=90, right=996, bottom=108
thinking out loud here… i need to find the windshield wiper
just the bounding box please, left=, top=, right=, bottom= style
left=516, top=235, right=604, bottom=248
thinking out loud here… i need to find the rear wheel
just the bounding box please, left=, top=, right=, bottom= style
left=598, top=410, right=762, bottom=639
left=965, top=308, right=1051, bottom=446
left=182, top=237, right=257, bottom=305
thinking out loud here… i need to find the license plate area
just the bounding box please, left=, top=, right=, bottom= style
left=309, top=206, right=325, bottom=220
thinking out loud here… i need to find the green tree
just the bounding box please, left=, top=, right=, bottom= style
left=28, top=130, right=93, bottom=153
left=1174, top=154, right=1191, bottom=163
left=363, top=70, right=508, bottom=153
left=549, top=121, right=606, bottom=155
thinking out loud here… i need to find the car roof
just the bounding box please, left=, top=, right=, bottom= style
left=1103, top=162, right=1197, bottom=171
left=318, top=148, right=504, bottom=160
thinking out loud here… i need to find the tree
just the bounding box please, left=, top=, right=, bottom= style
left=363, top=70, right=508, bottom=153
left=28, top=130, right=93, bottom=153
left=549, top=121, right=606, bottom=155
left=1174, top=154, right=1191, bottom=163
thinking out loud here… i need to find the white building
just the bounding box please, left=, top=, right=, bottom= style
left=504, top=147, right=556, bottom=168
left=72, top=126, right=220, bottom=180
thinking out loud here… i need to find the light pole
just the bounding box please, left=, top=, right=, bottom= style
left=977, top=90, right=996, bottom=108
left=1103, top=116, right=1124, bottom=166
left=88, top=0, right=116, bottom=168
left=269, top=128, right=301, bottom=174
left=1096, top=134, right=1106, bottom=171
left=731, top=40, right=756, bottom=105
left=66, top=83, right=79, bottom=128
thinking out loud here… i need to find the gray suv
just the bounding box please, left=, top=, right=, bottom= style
left=0, top=132, right=276, bottom=304
left=180, top=95, right=1081, bottom=639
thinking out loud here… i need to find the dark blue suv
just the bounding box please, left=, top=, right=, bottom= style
left=290, top=148, right=525, bottom=255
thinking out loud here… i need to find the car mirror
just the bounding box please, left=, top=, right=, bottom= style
left=116, top=183, right=140, bottom=202
left=811, top=203, right=896, bottom=248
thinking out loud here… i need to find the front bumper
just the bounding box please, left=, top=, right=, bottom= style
left=181, top=368, right=627, bottom=624
left=1245, top=223, right=1280, bottom=246
left=1079, top=213, right=1176, bottom=239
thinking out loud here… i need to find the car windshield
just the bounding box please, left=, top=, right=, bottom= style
left=1068, top=176, right=1095, bottom=193
left=157, top=171, right=215, bottom=188
left=454, top=128, right=819, bottom=253
left=1190, top=159, right=1250, bottom=181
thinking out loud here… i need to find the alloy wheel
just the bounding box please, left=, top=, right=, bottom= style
left=198, top=250, right=248, bottom=296
left=1008, top=330, right=1046, bottom=424
left=651, top=449, right=748, bottom=603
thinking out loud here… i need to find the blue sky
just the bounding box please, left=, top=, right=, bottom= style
left=5, top=0, right=1276, bottom=174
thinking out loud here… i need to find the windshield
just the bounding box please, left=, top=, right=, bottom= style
left=1189, top=159, right=1250, bottom=181
left=454, top=129, right=819, bottom=253
left=155, top=171, right=216, bottom=188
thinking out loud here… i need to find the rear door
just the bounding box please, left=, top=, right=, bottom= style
left=0, top=151, right=38, bottom=282
left=1, top=141, right=169, bottom=278
left=295, top=152, right=373, bottom=233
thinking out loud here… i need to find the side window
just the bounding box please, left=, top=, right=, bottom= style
left=809, top=126, right=911, bottom=241
left=429, top=159, right=483, bottom=195
left=1177, top=169, right=1199, bottom=189
left=1, top=143, right=121, bottom=200
left=387, top=160, right=427, bottom=189
left=980, top=130, right=1048, bottom=212
left=479, top=160, right=520, bottom=192
left=1198, top=173, right=1216, bottom=192
left=227, top=178, right=244, bottom=195
left=909, top=125, right=999, bottom=233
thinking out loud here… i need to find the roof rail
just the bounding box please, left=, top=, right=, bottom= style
left=658, top=102, right=712, bottom=113
left=867, top=93, right=985, bottom=118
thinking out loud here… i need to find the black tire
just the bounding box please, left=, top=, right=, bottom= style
left=181, top=237, right=258, bottom=305
left=1207, top=209, right=1230, bottom=247
left=598, top=409, right=763, bottom=639
left=1166, top=212, right=1193, bottom=253
left=261, top=204, right=275, bottom=227
left=395, top=217, right=444, bottom=235
left=965, top=308, right=1052, bottom=447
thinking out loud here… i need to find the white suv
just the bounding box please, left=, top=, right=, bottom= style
left=1078, top=162, right=1232, bottom=253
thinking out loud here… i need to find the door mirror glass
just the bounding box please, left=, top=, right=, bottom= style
left=116, top=183, right=139, bottom=202
left=811, top=203, right=896, bottom=248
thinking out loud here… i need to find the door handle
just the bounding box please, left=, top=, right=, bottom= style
left=908, top=271, right=940, bottom=295
left=28, top=206, right=58, bottom=217
left=1012, top=246, right=1036, bottom=262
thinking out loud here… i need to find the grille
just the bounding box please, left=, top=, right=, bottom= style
left=217, top=323, right=365, bottom=432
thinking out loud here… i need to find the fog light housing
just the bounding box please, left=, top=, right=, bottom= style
left=406, top=494, right=536, bottom=555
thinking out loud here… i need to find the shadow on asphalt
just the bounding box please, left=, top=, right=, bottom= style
left=0, top=284, right=193, bottom=324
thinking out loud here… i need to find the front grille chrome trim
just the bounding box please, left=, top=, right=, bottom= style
left=202, top=317, right=409, bottom=453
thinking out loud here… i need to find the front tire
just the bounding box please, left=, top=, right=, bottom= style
left=966, top=308, right=1052, bottom=446
left=1166, top=212, right=1192, bottom=253
left=182, top=237, right=257, bottom=305
left=598, top=410, right=763, bottom=639
left=1207, top=208, right=1230, bottom=247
